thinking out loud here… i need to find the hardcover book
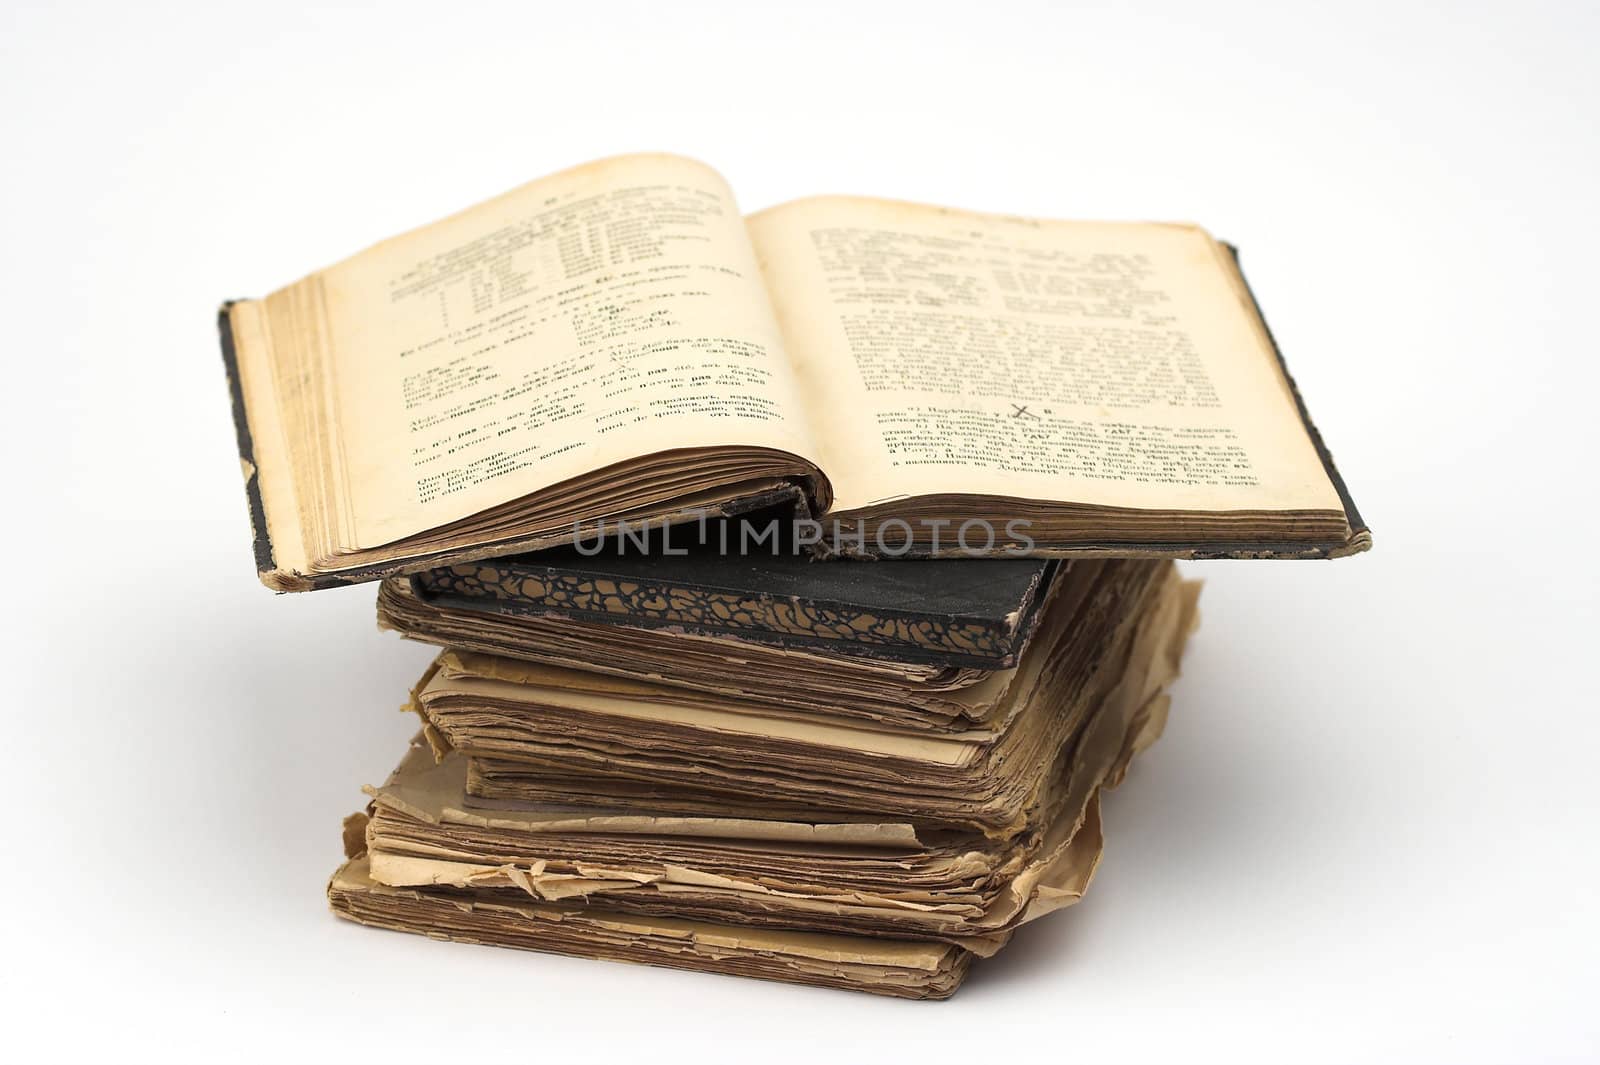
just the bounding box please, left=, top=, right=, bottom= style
left=381, top=578, right=1036, bottom=732
left=392, top=552, right=1059, bottom=672
left=220, top=153, right=1367, bottom=590
left=411, top=560, right=1193, bottom=830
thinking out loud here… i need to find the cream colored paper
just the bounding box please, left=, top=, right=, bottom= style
left=747, top=196, right=1342, bottom=515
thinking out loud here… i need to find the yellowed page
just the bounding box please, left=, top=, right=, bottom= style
left=309, top=154, right=817, bottom=547
left=374, top=741, right=926, bottom=845
left=423, top=667, right=983, bottom=767
left=747, top=197, right=1341, bottom=515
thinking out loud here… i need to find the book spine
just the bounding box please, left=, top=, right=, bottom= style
left=1225, top=245, right=1370, bottom=557
left=216, top=302, right=283, bottom=583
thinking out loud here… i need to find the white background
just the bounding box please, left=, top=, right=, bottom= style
left=2, top=1, right=1595, bottom=1061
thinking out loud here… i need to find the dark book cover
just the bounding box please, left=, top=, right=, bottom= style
left=407, top=501, right=1060, bottom=669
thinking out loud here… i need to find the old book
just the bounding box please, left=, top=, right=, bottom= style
left=412, top=560, right=1197, bottom=832
left=329, top=857, right=971, bottom=999
left=221, top=153, right=1367, bottom=590
left=380, top=578, right=1026, bottom=732
left=357, top=648, right=1131, bottom=947
left=393, top=553, right=1059, bottom=670
left=380, top=545, right=1061, bottom=733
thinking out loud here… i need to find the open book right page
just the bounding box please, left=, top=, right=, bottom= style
left=747, top=197, right=1349, bottom=539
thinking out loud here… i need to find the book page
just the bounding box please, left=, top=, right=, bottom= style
left=298, top=154, right=817, bottom=548
left=747, top=197, right=1342, bottom=515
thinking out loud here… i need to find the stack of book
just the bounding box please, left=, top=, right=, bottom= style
left=218, top=153, right=1366, bottom=997
left=332, top=547, right=1196, bottom=997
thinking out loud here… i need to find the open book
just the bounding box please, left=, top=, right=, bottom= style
left=220, top=153, right=1367, bottom=590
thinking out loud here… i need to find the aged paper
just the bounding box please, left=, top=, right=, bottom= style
left=747, top=196, right=1342, bottom=515
left=295, top=154, right=819, bottom=548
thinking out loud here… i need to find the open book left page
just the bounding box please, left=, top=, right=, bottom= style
left=221, top=153, right=826, bottom=590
